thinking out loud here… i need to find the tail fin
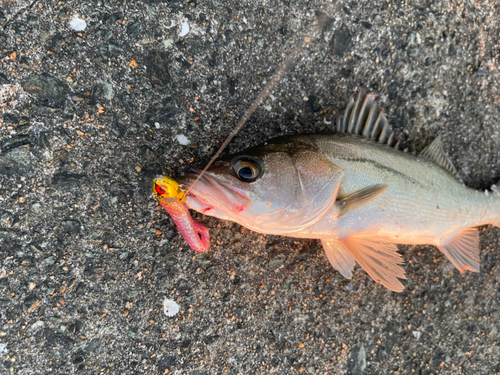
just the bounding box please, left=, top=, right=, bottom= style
left=490, top=181, right=500, bottom=228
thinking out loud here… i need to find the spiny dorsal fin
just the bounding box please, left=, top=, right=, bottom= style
left=335, top=87, right=398, bottom=148
left=420, top=135, right=462, bottom=181
left=336, top=89, right=462, bottom=180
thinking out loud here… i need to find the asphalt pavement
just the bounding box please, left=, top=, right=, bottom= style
left=1, top=0, right=500, bottom=373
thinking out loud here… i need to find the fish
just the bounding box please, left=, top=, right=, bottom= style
left=165, top=88, right=500, bottom=292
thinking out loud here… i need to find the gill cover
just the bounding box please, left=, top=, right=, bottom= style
left=252, top=150, right=344, bottom=233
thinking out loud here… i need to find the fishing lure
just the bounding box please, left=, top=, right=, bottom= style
left=152, top=176, right=210, bottom=252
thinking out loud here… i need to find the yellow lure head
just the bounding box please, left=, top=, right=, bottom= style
left=152, top=175, right=186, bottom=204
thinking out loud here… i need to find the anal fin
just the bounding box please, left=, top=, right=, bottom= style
left=341, top=236, right=406, bottom=292
left=438, top=228, right=480, bottom=272
left=321, top=239, right=356, bottom=278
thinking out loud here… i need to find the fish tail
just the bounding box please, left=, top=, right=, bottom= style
left=491, top=181, right=500, bottom=228
left=436, top=183, right=500, bottom=273
left=433, top=179, right=500, bottom=273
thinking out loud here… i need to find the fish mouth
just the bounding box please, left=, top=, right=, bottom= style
left=178, top=170, right=251, bottom=215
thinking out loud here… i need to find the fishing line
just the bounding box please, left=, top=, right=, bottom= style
left=185, top=4, right=338, bottom=195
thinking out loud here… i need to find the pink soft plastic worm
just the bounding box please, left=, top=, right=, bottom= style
left=159, top=201, right=210, bottom=252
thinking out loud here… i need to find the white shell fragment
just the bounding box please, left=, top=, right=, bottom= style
left=176, top=134, right=191, bottom=145
left=179, top=22, right=190, bottom=37
left=165, top=20, right=175, bottom=29
left=69, top=18, right=87, bottom=31
left=0, top=343, right=8, bottom=354
left=163, top=298, right=180, bottom=317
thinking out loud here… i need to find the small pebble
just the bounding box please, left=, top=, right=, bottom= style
left=31, top=321, right=45, bottom=330
left=135, top=166, right=141, bottom=172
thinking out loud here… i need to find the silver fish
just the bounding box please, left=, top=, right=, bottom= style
left=179, top=88, right=500, bottom=292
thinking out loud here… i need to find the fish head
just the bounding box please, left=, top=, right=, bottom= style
left=179, top=137, right=343, bottom=234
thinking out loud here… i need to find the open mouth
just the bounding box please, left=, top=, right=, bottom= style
left=179, top=170, right=251, bottom=215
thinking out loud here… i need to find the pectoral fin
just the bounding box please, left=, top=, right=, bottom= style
left=438, top=228, right=480, bottom=272
left=340, top=236, right=406, bottom=292
left=321, top=239, right=356, bottom=278
left=336, top=184, right=388, bottom=217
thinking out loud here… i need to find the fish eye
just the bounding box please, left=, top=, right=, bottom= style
left=231, top=156, right=263, bottom=182
left=156, top=185, right=168, bottom=195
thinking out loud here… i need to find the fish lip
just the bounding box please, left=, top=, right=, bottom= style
left=178, top=169, right=251, bottom=214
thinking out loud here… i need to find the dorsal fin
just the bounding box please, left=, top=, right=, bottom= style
left=335, top=87, right=398, bottom=149
left=335, top=89, right=461, bottom=181
left=419, top=135, right=462, bottom=181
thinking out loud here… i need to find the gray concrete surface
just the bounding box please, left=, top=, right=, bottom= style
left=1, top=0, right=500, bottom=374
